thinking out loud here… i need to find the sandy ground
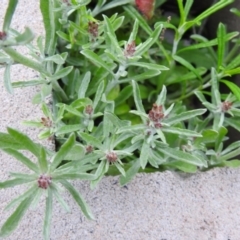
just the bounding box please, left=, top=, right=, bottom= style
left=0, top=1, right=240, bottom=240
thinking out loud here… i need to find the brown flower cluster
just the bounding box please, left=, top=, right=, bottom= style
left=124, top=41, right=136, bottom=57
left=148, top=103, right=164, bottom=129
left=106, top=151, right=118, bottom=164
left=41, top=117, right=52, bottom=128
left=85, top=105, right=93, bottom=115
left=221, top=101, right=232, bottom=112
left=88, top=21, right=98, bottom=41
left=38, top=175, right=52, bottom=189
left=0, top=31, right=7, bottom=40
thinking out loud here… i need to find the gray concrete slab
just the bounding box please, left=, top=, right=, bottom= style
left=0, top=1, right=240, bottom=240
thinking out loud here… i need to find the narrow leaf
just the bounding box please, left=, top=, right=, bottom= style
left=120, top=159, right=140, bottom=185
left=3, top=0, right=18, bottom=31
left=3, top=148, right=39, bottom=173
left=50, top=134, right=75, bottom=171
left=7, top=128, right=40, bottom=156
left=4, top=64, right=13, bottom=94
left=43, top=190, right=53, bottom=240
left=0, top=196, right=33, bottom=237
left=60, top=180, right=94, bottom=220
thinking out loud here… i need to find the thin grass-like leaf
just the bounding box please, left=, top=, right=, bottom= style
left=0, top=178, right=34, bottom=188
left=7, top=128, right=40, bottom=156
left=3, top=148, right=39, bottom=173
left=38, top=147, right=48, bottom=173
left=4, top=64, right=13, bottom=94
left=5, top=184, right=38, bottom=210
left=78, top=71, right=91, bottom=98
left=43, top=190, right=53, bottom=240
left=0, top=196, right=33, bottom=237
left=60, top=180, right=95, bottom=220
left=3, top=0, right=18, bottom=31
left=50, top=134, right=75, bottom=171
left=120, top=159, right=140, bottom=186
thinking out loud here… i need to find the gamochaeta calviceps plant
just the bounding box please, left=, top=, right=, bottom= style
left=1, top=0, right=240, bottom=238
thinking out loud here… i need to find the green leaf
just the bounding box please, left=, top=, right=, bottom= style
left=140, top=141, right=150, bottom=169
left=53, top=173, right=96, bottom=181
left=217, top=23, right=226, bottom=70
left=3, top=0, right=18, bottom=31
left=177, top=0, right=185, bottom=24
left=78, top=71, right=91, bottom=98
left=224, top=67, right=240, bottom=76
left=103, top=15, right=123, bottom=56
left=114, top=162, right=126, bottom=176
left=0, top=178, right=34, bottom=188
left=43, top=190, right=53, bottom=240
left=3, top=47, right=45, bottom=74
left=167, top=109, right=207, bottom=125
left=94, top=0, right=130, bottom=15
left=44, top=53, right=67, bottom=65
left=93, top=81, right=104, bottom=109
left=162, top=127, right=202, bottom=137
left=78, top=132, right=103, bottom=149
left=135, top=23, right=163, bottom=56
left=221, top=141, right=240, bottom=156
left=15, top=27, right=34, bottom=45
left=55, top=125, right=82, bottom=136
left=120, top=69, right=161, bottom=83
left=12, top=79, right=46, bottom=88
left=5, top=185, right=38, bottom=210
left=186, top=0, right=234, bottom=31
left=123, top=5, right=152, bottom=35
left=156, top=85, right=167, bottom=105
left=167, top=161, right=197, bottom=173
left=0, top=133, right=23, bottom=150
left=159, top=145, right=207, bottom=167
left=3, top=148, right=39, bottom=173
left=49, top=66, right=73, bottom=82
left=50, top=183, right=70, bottom=212
left=183, top=0, right=194, bottom=20
left=105, top=112, right=131, bottom=129
left=194, top=129, right=218, bottom=145
left=120, top=159, right=140, bottom=185
left=64, top=144, right=85, bottom=161
left=60, top=180, right=94, bottom=220
left=117, top=124, right=145, bottom=134
left=38, top=129, right=52, bottom=140
left=4, top=64, right=13, bottom=94
left=190, top=31, right=238, bottom=52
left=40, top=0, right=60, bottom=55
left=221, top=80, right=240, bottom=101
left=230, top=8, right=240, bottom=17
left=0, top=196, right=33, bottom=237
left=215, top=126, right=227, bottom=151
left=7, top=128, right=40, bottom=156
left=224, top=160, right=240, bottom=168
left=224, top=118, right=240, bottom=132
left=132, top=80, right=145, bottom=118
left=81, top=49, right=114, bottom=76
left=50, top=134, right=75, bottom=171
left=38, top=147, right=48, bottom=173
left=115, top=85, right=132, bottom=106
left=128, top=62, right=169, bottom=71
left=128, top=19, right=139, bottom=43
left=173, top=55, right=201, bottom=81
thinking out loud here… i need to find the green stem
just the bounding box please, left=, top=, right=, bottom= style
left=3, top=47, right=46, bottom=74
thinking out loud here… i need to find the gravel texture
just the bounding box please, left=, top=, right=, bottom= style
left=0, top=1, right=240, bottom=240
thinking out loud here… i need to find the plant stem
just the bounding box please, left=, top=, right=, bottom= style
left=3, top=47, right=46, bottom=74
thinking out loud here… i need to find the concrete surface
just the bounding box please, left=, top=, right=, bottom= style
left=1, top=1, right=240, bottom=240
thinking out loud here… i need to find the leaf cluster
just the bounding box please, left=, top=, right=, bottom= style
left=1, top=0, right=240, bottom=238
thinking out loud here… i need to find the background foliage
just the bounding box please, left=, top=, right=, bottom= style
left=1, top=0, right=240, bottom=238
